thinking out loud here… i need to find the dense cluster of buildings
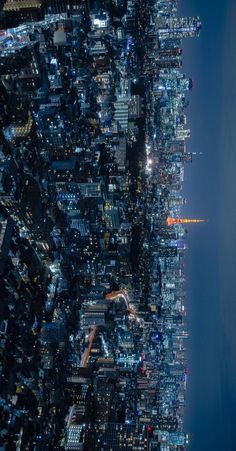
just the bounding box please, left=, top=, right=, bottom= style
left=0, top=0, right=200, bottom=450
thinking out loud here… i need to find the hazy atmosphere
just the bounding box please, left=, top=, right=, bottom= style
left=181, top=0, right=236, bottom=449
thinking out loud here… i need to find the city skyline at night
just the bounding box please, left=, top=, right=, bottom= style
left=0, top=1, right=216, bottom=450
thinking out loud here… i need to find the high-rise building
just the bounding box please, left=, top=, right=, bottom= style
left=3, top=0, right=44, bottom=21
left=84, top=423, right=148, bottom=451
left=158, top=16, right=202, bottom=40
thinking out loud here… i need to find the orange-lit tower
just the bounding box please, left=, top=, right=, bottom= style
left=167, top=218, right=205, bottom=226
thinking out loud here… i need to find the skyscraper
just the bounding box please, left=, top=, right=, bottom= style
left=158, top=17, right=202, bottom=40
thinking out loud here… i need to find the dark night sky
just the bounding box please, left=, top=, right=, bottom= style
left=179, top=0, right=236, bottom=450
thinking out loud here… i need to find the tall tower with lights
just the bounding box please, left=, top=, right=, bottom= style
left=167, top=218, right=206, bottom=226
